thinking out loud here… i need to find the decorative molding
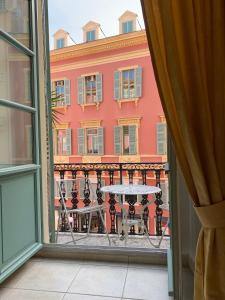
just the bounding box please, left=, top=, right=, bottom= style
left=81, top=72, right=99, bottom=77
left=80, top=120, right=101, bottom=128
left=50, top=30, right=147, bottom=62
left=159, top=115, right=166, bottom=123
left=54, top=156, right=70, bottom=163
left=119, top=155, right=141, bottom=163
left=117, top=117, right=141, bottom=127
left=54, top=123, right=70, bottom=129
left=117, top=65, right=138, bottom=71
left=82, top=156, right=102, bottom=163
left=117, top=98, right=139, bottom=108
left=80, top=103, right=100, bottom=111
left=51, top=48, right=149, bottom=73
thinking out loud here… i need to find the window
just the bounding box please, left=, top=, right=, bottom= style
left=56, top=129, right=67, bottom=155
left=54, top=128, right=72, bottom=156
left=114, top=125, right=137, bottom=155
left=52, top=79, right=70, bottom=106
left=86, top=128, right=98, bottom=154
left=78, top=127, right=104, bottom=155
left=114, top=67, right=142, bottom=100
left=122, top=21, right=133, bottom=33
left=85, top=75, right=97, bottom=103
left=156, top=123, right=167, bottom=155
left=122, top=69, right=135, bottom=99
left=86, top=30, right=96, bottom=42
left=56, top=38, right=64, bottom=49
left=77, top=74, right=102, bottom=105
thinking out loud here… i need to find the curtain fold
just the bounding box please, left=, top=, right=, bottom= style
left=141, top=1, right=225, bottom=299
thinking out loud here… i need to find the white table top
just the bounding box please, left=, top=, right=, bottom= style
left=101, top=184, right=161, bottom=195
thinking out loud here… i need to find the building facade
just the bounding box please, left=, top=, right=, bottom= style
left=51, top=11, right=169, bottom=235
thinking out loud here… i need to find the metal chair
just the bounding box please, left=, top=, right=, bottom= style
left=56, top=178, right=111, bottom=245
left=118, top=198, right=169, bottom=248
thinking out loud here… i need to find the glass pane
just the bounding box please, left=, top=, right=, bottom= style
left=0, top=0, right=30, bottom=48
left=0, top=38, right=32, bottom=106
left=0, top=106, right=33, bottom=168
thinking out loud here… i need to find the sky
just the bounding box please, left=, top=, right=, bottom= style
left=48, top=0, right=145, bottom=49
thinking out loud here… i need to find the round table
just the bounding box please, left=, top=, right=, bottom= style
left=101, top=184, right=161, bottom=197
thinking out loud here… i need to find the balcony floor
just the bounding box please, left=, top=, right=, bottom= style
left=56, top=233, right=170, bottom=249
left=0, top=257, right=172, bottom=300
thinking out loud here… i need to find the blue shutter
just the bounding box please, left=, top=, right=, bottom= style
left=161, top=181, right=169, bottom=210
left=77, top=77, right=84, bottom=104
left=97, top=127, right=104, bottom=155
left=114, top=71, right=121, bottom=100
left=66, top=128, right=72, bottom=155
left=127, top=21, right=133, bottom=32
left=64, top=79, right=70, bottom=105
left=96, top=74, right=102, bottom=102
left=79, top=178, right=85, bottom=199
left=114, top=126, right=122, bottom=155
left=156, top=123, right=167, bottom=155
left=129, top=125, right=137, bottom=155
left=135, top=67, right=142, bottom=97
left=77, top=128, right=85, bottom=155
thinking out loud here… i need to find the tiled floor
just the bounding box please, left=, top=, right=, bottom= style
left=0, top=258, right=172, bottom=300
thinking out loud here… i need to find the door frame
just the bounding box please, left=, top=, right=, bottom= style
left=0, top=0, right=43, bottom=282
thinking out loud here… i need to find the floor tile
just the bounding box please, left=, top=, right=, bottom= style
left=64, top=294, right=119, bottom=300
left=0, top=288, right=64, bottom=300
left=123, top=267, right=169, bottom=300
left=7, top=261, right=81, bottom=292
left=68, top=265, right=127, bottom=297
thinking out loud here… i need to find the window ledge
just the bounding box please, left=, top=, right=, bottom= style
left=117, top=98, right=139, bottom=108
left=119, top=155, right=140, bottom=163
left=80, top=103, right=100, bottom=111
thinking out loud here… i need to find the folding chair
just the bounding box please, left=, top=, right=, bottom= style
left=56, top=178, right=111, bottom=245
left=118, top=198, right=169, bottom=248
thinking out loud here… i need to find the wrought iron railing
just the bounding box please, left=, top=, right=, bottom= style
left=54, top=162, right=169, bottom=237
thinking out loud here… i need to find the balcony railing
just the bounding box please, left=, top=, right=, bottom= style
left=54, top=162, right=169, bottom=238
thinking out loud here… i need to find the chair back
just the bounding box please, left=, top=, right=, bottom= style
left=56, top=178, right=98, bottom=210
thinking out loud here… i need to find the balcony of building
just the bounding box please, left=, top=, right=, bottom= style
left=53, top=162, right=170, bottom=251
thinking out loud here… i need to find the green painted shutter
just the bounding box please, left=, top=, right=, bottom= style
left=96, top=74, right=102, bottom=102
left=66, top=128, right=72, bottom=155
left=129, top=125, right=137, bottom=155
left=64, top=79, right=70, bottom=105
left=156, top=123, right=167, bottom=155
left=77, top=77, right=84, bottom=104
left=77, top=128, right=85, bottom=155
left=135, top=67, right=142, bottom=97
left=114, top=126, right=122, bottom=155
left=114, top=71, right=121, bottom=100
left=97, top=127, right=104, bottom=155
left=52, top=129, right=55, bottom=155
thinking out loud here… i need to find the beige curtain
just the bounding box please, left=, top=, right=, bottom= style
left=141, top=1, right=225, bottom=299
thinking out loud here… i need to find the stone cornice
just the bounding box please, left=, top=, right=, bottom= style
left=50, top=30, right=147, bottom=62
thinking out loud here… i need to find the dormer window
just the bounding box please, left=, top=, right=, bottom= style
left=56, top=38, right=64, bottom=49
left=86, top=30, right=96, bottom=42
left=122, top=21, right=133, bottom=34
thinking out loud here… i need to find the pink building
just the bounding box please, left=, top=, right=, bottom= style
left=51, top=11, right=168, bottom=235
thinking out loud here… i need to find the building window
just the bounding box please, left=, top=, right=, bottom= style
left=52, top=79, right=71, bottom=106
left=156, top=123, right=167, bottom=155
left=54, top=128, right=72, bottom=156
left=123, top=126, right=130, bottom=154
left=122, top=21, right=133, bottom=33
left=85, top=75, right=97, bottom=103
left=56, top=129, right=67, bottom=155
left=114, top=125, right=137, bottom=155
left=78, top=127, right=104, bottom=155
left=122, top=69, right=135, bottom=99
left=56, top=38, right=64, bottom=49
left=114, top=67, right=142, bottom=100
left=77, top=74, right=102, bottom=105
left=86, top=30, right=96, bottom=42
left=86, top=128, right=98, bottom=154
